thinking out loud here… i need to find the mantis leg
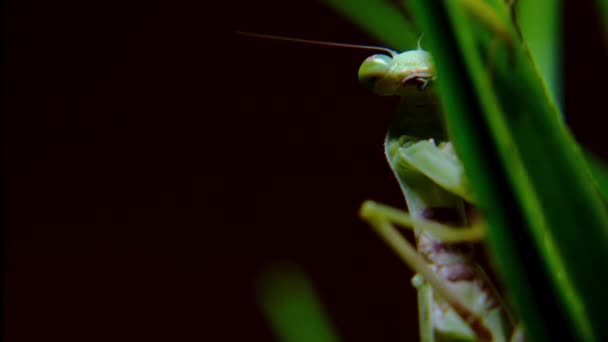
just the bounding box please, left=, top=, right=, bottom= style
left=360, top=200, right=485, bottom=243
left=391, top=138, right=474, bottom=202
left=383, top=135, right=513, bottom=341
left=360, top=200, right=514, bottom=342
left=360, top=201, right=494, bottom=341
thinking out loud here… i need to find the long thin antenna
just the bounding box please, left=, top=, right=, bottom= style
left=235, top=31, right=397, bottom=57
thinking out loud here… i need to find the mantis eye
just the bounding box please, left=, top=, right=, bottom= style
left=358, top=54, right=392, bottom=92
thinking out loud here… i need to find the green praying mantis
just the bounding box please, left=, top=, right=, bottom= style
left=238, top=4, right=527, bottom=340
left=356, top=44, right=520, bottom=342
left=238, top=29, right=523, bottom=341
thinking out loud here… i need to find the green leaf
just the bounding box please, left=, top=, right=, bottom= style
left=583, top=149, right=608, bottom=202
left=407, top=1, right=608, bottom=341
left=516, top=0, right=563, bottom=110
left=257, top=262, right=340, bottom=342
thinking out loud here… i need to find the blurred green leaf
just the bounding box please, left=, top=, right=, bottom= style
left=595, top=0, right=608, bottom=36
left=257, top=262, right=340, bottom=342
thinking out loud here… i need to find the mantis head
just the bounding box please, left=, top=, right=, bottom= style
left=358, top=49, right=436, bottom=97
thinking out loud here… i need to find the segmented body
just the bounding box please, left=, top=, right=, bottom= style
left=416, top=206, right=500, bottom=341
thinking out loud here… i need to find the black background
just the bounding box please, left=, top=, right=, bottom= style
left=4, top=0, right=607, bottom=341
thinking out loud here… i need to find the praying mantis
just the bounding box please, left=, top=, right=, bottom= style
left=238, top=29, right=522, bottom=341
left=355, top=44, right=519, bottom=342
left=241, top=9, right=522, bottom=342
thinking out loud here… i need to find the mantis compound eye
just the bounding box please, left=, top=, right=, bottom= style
left=358, top=54, right=392, bottom=93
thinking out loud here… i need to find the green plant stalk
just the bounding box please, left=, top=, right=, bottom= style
left=516, top=0, right=562, bottom=109
left=406, top=0, right=608, bottom=340
left=583, top=149, right=608, bottom=203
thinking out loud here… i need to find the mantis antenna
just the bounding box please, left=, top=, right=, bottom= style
left=235, top=31, right=398, bottom=57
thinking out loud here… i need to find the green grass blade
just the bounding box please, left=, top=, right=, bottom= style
left=583, top=149, right=608, bottom=202
left=516, top=0, right=563, bottom=109
left=405, top=4, right=560, bottom=341
left=405, top=1, right=608, bottom=341
left=257, top=263, right=340, bottom=342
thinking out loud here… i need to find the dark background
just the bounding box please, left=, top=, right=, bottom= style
left=4, top=0, right=607, bottom=341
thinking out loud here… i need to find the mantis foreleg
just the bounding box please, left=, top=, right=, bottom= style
left=362, top=136, right=514, bottom=342
left=360, top=201, right=503, bottom=342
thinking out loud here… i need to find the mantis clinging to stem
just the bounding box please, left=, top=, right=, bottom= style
left=350, top=32, right=521, bottom=341
left=238, top=27, right=522, bottom=341
left=355, top=42, right=520, bottom=342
